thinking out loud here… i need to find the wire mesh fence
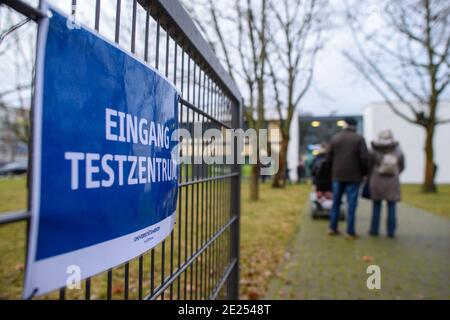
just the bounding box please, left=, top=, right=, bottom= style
left=0, top=0, right=241, bottom=300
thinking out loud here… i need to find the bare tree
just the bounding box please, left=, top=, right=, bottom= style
left=0, top=8, right=35, bottom=155
left=267, top=0, right=326, bottom=187
left=185, top=0, right=269, bottom=200
left=343, top=0, right=450, bottom=192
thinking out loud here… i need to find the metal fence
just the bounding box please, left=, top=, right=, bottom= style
left=0, top=0, right=242, bottom=300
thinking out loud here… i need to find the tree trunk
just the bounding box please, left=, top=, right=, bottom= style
left=272, top=138, right=288, bottom=188
left=250, top=163, right=260, bottom=200
left=422, top=125, right=437, bottom=193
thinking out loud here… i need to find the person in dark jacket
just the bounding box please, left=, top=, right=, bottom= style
left=297, top=159, right=305, bottom=184
left=368, top=130, right=405, bottom=238
left=311, top=144, right=332, bottom=196
left=327, top=117, right=369, bottom=238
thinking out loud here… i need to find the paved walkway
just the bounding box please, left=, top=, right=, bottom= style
left=266, top=199, right=450, bottom=299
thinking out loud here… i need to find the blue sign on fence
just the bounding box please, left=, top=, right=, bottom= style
left=24, top=7, right=179, bottom=298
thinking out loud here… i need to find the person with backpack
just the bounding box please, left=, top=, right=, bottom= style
left=368, top=130, right=405, bottom=238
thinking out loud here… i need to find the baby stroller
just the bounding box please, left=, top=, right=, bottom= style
left=309, top=152, right=346, bottom=220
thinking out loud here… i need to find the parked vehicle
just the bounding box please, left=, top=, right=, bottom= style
left=0, top=161, right=28, bottom=176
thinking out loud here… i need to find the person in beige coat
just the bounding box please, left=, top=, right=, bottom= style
left=368, top=130, right=405, bottom=238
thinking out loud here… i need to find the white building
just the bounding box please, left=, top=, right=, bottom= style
left=363, top=101, right=450, bottom=184
left=286, top=101, right=450, bottom=184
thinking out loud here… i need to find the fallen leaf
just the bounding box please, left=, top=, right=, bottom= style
left=14, top=263, right=24, bottom=271
left=361, top=255, right=375, bottom=263
left=247, top=290, right=261, bottom=300
left=112, top=284, right=123, bottom=295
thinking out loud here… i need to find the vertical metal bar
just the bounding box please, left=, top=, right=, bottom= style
left=176, top=201, right=181, bottom=292
left=190, top=181, right=195, bottom=300
left=138, top=255, right=143, bottom=300
left=165, top=30, right=170, bottom=77
left=219, top=88, right=223, bottom=121
left=198, top=69, right=202, bottom=300
left=186, top=56, right=191, bottom=104
left=205, top=76, right=211, bottom=299
left=59, top=288, right=65, bottom=300
left=161, top=242, right=165, bottom=300
left=222, top=93, right=225, bottom=124
left=204, top=77, right=209, bottom=299
left=219, top=96, right=223, bottom=291
left=184, top=55, right=191, bottom=300
left=85, top=278, right=91, bottom=300
left=160, top=23, right=170, bottom=301
left=214, top=83, right=218, bottom=120
left=214, top=83, right=219, bottom=294
left=227, top=94, right=243, bottom=299
left=115, top=0, right=121, bottom=44
left=124, top=262, right=129, bottom=300
left=219, top=89, right=224, bottom=294
left=149, top=15, right=161, bottom=300
left=204, top=75, right=211, bottom=298
left=194, top=66, right=201, bottom=300
left=176, top=174, right=182, bottom=300
left=167, top=32, right=174, bottom=300
left=177, top=46, right=184, bottom=300
left=144, top=9, right=150, bottom=62
left=150, top=248, right=155, bottom=296
left=221, top=92, right=226, bottom=288
left=207, top=77, right=213, bottom=297
left=107, top=269, right=112, bottom=300
left=201, top=71, right=207, bottom=299
left=25, top=82, right=33, bottom=299
left=211, top=79, right=216, bottom=298
left=155, top=17, right=160, bottom=69
left=94, top=0, right=101, bottom=31
left=131, top=0, right=137, bottom=53
left=198, top=65, right=202, bottom=106
left=190, top=61, right=196, bottom=300
left=199, top=70, right=205, bottom=299
left=210, top=82, right=215, bottom=294
left=71, top=0, right=77, bottom=15
left=183, top=156, right=189, bottom=299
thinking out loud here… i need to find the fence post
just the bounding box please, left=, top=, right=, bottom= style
left=228, top=98, right=243, bottom=299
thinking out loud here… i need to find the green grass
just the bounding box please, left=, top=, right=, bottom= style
left=242, top=164, right=252, bottom=178
left=0, top=177, right=27, bottom=299
left=0, top=176, right=311, bottom=299
left=402, top=184, right=450, bottom=218
left=239, top=181, right=310, bottom=299
left=0, top=177, right=448, bottom=299
left=0, top=177, right=27, bottom=212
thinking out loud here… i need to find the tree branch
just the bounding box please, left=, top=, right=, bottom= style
left=343, top=50, right=418, bottom=125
